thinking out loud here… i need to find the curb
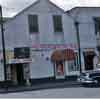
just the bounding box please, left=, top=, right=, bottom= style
left=0, top=82, right=80, bottom=94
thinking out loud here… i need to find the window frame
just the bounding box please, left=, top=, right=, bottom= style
left=28, top=14, right=39, bottom=33
left=53, top=15, right=63, bottom=33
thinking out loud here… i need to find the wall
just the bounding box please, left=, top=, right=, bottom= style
left=2, top=0, right=75, bottom=79
left=30, top=49, right=54, bottom=79
left=68, top=7, right=100, bottom=49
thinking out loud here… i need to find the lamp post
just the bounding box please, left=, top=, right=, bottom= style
left=0, top=5, right=7, bottom=83
left=74, top=21, right=82, bottom=74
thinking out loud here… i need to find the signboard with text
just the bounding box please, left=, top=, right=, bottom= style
left=32, top=44, right=78, bottom=49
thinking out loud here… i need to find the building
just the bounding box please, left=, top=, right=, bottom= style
left=66, top=7, right=100, bottom=71
left=0, top=0, right=100, bottom=85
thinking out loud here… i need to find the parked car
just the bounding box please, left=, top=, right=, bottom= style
left=77, top=71, right=100, bottom=86
left=96, top=64, right=100, bottom=70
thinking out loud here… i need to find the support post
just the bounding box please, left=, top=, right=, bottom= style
left=74, top=21, right=82, bottom=74
left=0, top=6, right=7, bottom=83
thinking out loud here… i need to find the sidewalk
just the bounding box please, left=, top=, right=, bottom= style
left=0, top=81, right=80, bottom=94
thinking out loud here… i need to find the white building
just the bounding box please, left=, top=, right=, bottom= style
left=0, top=0, right=99, bottom=85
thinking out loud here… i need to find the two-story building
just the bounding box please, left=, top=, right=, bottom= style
left=0, top=0, right=99, bottom=85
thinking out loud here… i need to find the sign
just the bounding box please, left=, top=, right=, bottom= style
left=0, top=51, right=14, bottom=63
left=6, top=51, right=14, bottom=61
left=32, top=44, right=78, bottom=49
left=7, top=58, right=32, bottom=64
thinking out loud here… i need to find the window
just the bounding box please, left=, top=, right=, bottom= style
left=94, top=18, right=100, bottom=35
left=28, top=15, right=39, bottom=33
left=68, top=52, right=79, bottom=72
left=53, top=15, right=63, bottom=32
left=14, top=47, right=30, bottom=58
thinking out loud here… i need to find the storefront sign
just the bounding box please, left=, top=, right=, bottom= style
left=6, top=51, right=14, bottom=61
left=32, top=44, right=78, bottom=49
left=7, top=58, right=32, bottom=64
left=0, top=51, right=14, bottom=63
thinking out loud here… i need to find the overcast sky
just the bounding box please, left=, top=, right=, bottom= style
left=0, top=0, right=100, bottom=17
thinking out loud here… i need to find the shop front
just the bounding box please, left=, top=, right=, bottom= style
left=6, top=47, right=31, bottom=86
left=83, top=49, right=96, bottom=71
left=51, top=50, right=65, bottom=79
left=51, top=49, right=77, bottom=79
left=7, top=58, right=32, bottom=85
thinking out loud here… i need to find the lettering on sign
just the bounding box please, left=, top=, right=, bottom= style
left=32, top=44, right=78, bottom=49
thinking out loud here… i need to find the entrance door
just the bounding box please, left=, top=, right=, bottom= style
left=84, top=52, right=95, bottom=71
left=55, top=61, right=65, bottom=79
left=16, top=64, right=24, bottom=85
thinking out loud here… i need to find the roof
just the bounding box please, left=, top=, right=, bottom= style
left=5, top=0, right=65, bottom=24
left=66, top=6, right=100, bottom=14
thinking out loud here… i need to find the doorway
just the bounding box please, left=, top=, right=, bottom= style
left=84, top=51, right=95, bottom=71
left=16, top=64, right=25, bottom=85
left=55, top=61, right=65, bottom=79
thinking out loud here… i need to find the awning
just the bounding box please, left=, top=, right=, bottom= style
left=63, top=49, right=75, bottom=61
left=51, top=49, right=75, bottom=61
left=51, top=50, right=64, bottom=61
left=83, top=48, right=96, bottom=57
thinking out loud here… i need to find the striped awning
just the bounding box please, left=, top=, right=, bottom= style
left=63, top=49, right=75, bottom=61
left=51, top=49, right=75, bottom=61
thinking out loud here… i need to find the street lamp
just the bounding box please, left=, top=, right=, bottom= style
left=0, top=5, right=7, bottom=84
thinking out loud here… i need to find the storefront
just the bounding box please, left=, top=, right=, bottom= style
left=6, top=47, right=31, bottom=85
left=51, top=49, right=78, bottom=79
left=83, top=49, right=96, bottom=71
left=6, top=58, right=32, bottom=85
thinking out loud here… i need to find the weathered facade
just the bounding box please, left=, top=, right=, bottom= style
left=0, top=0, right=99, bottom=85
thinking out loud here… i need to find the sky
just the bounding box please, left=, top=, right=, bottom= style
left=0, top=0, right=100, bottom=17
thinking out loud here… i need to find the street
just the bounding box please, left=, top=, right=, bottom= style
left=0, top=87, right=100, bottom=98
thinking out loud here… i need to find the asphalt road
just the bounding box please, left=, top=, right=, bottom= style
left=0, top=87, right=100, bottom=98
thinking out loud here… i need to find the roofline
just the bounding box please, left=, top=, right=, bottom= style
left=49, top=1, right=65, bottom=12
left=66, top=6, right=100, bottom=13
left=5, top=0, right=65, bottom=24
left=5, top=0, right=39, bottom=24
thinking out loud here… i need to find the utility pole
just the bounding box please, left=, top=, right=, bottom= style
left=74, top=21, right=82, bottom=74
left=0, top=5, right=7, bottom=83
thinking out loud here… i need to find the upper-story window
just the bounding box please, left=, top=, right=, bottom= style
left=94, top=18, right=100, bottom=35
left=28, top=15, right=39, bottom=33
left=53, top=15, right=63, bottom=32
